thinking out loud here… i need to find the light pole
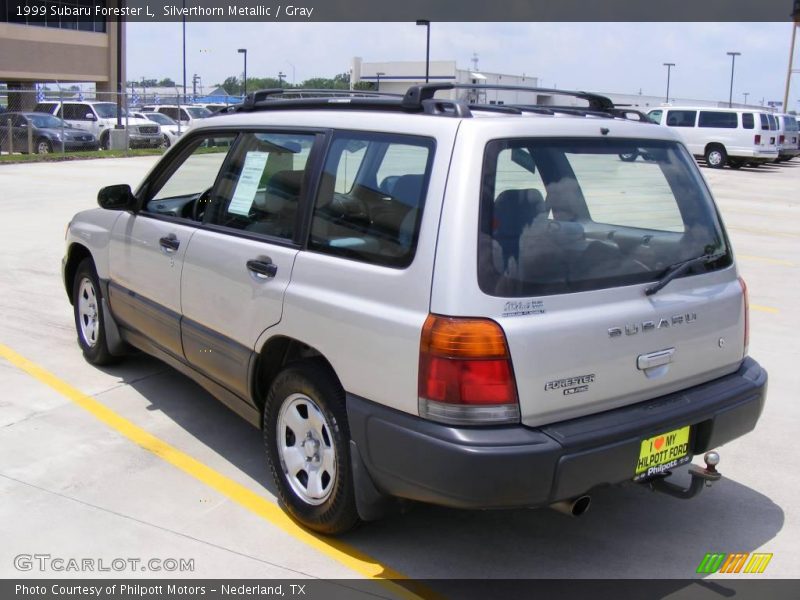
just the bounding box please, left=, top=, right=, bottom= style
left=416, top=20, right=430, bottom=83
left=237, top=48, right=247, bottom=97
left=727, top=51, right=741, bottom=108
left=375, top=71, right=385, bottom=92
left=286, top=61, right=296, bottom=85
left=743, top=92, right=749, bottom=105
left=278, top=71, right=286, bottom=88
left=663, top=62, right=675, bottom=102
left=182, top=0, right=186, bottom=104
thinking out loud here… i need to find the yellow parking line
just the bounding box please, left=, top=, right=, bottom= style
left=0, top=343, right=429, bottom=600
left=751, top=304, right=780, bottom=314
left=737, top=254, right=795, bottom=267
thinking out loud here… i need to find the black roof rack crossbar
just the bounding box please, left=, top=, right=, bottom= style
left=240, top=88, right=403, bottom=110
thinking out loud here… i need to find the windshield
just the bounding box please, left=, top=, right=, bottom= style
left=186, top=107, right=211, bottom=118
left=478, top=138, right=731, bottom=296
left=28, top=114, right=64, bottom=128
left=93, top=103, right=128, bottom=118
left=145, top=112, right=177, bottom=125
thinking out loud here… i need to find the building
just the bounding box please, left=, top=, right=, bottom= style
left=350, top=57, right=778, bottom=112
left=0, top=0, right=124, bottom=109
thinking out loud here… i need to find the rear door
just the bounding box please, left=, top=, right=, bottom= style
left=433, top=125, right=746, bottom=427
left=179, top=131, right=320, bottom=398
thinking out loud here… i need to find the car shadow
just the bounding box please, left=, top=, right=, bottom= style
left=102, top=354, right=784, bottom=589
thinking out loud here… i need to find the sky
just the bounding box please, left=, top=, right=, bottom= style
left=127, top=21, right=800, bottom=109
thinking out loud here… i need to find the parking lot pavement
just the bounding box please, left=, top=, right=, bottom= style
left=0, top=157, right=797, bottom=584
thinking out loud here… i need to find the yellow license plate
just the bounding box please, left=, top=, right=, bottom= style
left=634, top=425, right=691, bottom=481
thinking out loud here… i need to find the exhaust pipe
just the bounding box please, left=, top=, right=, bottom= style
left=549, top=495, right=591, bottom=517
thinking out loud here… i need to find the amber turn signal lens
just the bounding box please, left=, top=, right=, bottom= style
left=421, top=314, right=509, bottom=359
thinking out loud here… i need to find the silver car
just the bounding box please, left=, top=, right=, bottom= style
left=62, top=85, right=767, bottom=535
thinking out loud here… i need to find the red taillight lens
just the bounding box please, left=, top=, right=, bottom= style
left=738, top=276, right=749, bottom=356
left=780, top=135, right=785, bottom=144
left=418, top=315, right=519, bottom=424
left=754, top=134, right=761, bottom=144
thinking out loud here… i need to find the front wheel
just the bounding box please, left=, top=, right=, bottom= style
left=72, top=259, right=118, bottom=366
left=705, top=146, right=727, bottom=169
left=160, top=134, right=171, bottom=149
left=36, top=138, right=53, bottom=154
left=264, top=362, right=359, bottom=535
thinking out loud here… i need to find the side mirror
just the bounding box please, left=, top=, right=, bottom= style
left=98, top=184, right=138, bottom=211
left=85, top=112, right=97, bottom=121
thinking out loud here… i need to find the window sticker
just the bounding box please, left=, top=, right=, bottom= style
left=228, top=151, right=269, bottom=216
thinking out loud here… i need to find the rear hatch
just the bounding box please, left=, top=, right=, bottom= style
left=473, top=136, right=746, bottom=427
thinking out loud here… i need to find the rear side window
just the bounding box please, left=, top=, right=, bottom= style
left=62, top=104, right=92, bottom=120
left=666, top=110, right=696, bottom=127
left=647, top=110, right=663, bottom=124
left=698, top=111, right=738, bottom=128
left=309, top=131, right=435, bottom=268
left=478, top=139, right=730, bottom=297
left=786, top=117, right=798, bottom=132
left=767, top=114, right=778, bottom=131
left=742, top=113, right=754, bottom=129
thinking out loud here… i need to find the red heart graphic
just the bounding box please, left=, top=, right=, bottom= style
left=654, top=436, right=665, bottom=450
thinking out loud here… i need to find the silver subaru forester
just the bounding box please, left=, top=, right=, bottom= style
left=63, top=85, right=767, bottom=534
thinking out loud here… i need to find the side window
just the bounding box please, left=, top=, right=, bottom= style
left=180, top=109, right=190, bottom=122
left=698, top=111, right=737, bottom=128
left=666, top=110, right=696, bottom=127
left=63, top=104, right=90, bottom=120
left=204, top=132, right=316, bottom=240
left=767, top=114, right=778, bottom=131
left=647, top=110, right=663, bottom=124
left=146, top=133, right=238, bottom=218
left=742, top=113, right=754, bottom=129
left=309, top=132, right=435, bottom=268
left=162, top=107, right=179, bottom=120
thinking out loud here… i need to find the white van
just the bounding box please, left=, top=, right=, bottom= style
left=34, top=101, right=162, bottom=150
left=775, top=113, right=799, bottom=162
left=647, top=106, right=778, bottom=169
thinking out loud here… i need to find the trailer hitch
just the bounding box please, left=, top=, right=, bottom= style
left=648, top=451, right=721, bottom=500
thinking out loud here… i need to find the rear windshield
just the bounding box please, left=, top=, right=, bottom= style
left=786, top=116, right=798, bottom=132
left=478, top=138, right=731, bottom=297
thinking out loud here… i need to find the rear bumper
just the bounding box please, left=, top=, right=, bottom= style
left=348, top=357, right=767, bottom=509
left=128, top=134, right=162, bottom=148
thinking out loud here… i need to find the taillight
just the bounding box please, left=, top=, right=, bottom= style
left=418, top=314, right=520, bottom=425
left=754, top=134, right=761, bottom=145
left=780, top=135, right=785, bottom=144
left=738, top=276, right=749, bottom=357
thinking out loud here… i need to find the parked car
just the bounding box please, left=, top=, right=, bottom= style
left=775, top=113, right=799, bottom=162
left=63, top=85, right=767, bottom=535
left=140, top=105, right=212, bottom=128
left=34, top=101, right=162, bottom=150
left=0, top=111, right=99, bottom=154
left=647, top=106, right=778, bottom=168
left=132, top=111, right=182, bottom=148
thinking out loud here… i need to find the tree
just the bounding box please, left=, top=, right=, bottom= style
left=221, top=76, right=241, bottom=96
left=158, top=77, right=176, bottom=87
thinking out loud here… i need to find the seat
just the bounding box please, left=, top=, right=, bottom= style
left=493, top=188, right=547, bottom=269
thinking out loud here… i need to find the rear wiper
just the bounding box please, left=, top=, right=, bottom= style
left=645, top=252, right=726, bottom=296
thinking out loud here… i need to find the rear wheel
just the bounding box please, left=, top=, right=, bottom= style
left=100, top=131, right=110, bottom=150
left=264, top=362, right=359, bottom=535
left=160, top=134, right=171, bottom=149
left=704, top=145, right=727, bottom=169
left=36, top=138, right=52, bottom=154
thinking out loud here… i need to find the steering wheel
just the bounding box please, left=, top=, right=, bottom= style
left=191, top=187, right=213, bottom=222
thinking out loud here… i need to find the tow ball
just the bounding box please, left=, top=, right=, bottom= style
left=647, top=451, right=722, bottom=499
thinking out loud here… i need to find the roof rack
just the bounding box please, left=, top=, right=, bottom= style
left=227, top=83, right=621, bottom=120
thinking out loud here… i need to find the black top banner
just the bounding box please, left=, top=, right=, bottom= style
left=4, top=0, right=800, bottom=22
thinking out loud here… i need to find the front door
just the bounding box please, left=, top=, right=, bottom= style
left=108, top=131, right=238, bottom=359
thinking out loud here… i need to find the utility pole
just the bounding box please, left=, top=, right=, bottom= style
left=663, top=62, right=675, bottom=102
left=416, top=20, right=431, bottom=83
left=783, top=1, right=800, bottom=109
left=727, top=51, right=741, bottom=108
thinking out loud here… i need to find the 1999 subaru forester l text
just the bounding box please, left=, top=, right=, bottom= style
left=63, top=85, right=767, bottom=534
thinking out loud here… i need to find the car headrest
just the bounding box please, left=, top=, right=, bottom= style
left=392, top=174, right=425, bottom=208
left=494, top=188, right=547, bottom=232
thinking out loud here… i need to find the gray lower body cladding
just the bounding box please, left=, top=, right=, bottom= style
left=347, top=357, right=766, bottom=510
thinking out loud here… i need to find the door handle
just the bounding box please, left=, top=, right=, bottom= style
left=246, top=259, right=278, bottom=279
left=159, top=235, right=180, bottom=252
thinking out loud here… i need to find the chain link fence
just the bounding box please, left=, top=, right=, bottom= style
left=0, top=85, right=242, bottom=156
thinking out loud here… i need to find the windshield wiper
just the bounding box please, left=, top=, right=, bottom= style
left=645, top=252, right=726, bottom=296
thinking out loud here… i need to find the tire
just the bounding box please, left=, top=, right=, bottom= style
left=618, top=151, right=638, bottom=162
left=36, top=138, right=52, bottom=154
left=728, top=159, right=743, bottom=170
left=160, top=134, right=171, bottom=149
left=72, top=258, right=118, bottom=366
left=264, top=361, right=359, bottom=535
left=100, top=131, right=110, bottom=151
left=704, top=145, right=727, bottom=169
